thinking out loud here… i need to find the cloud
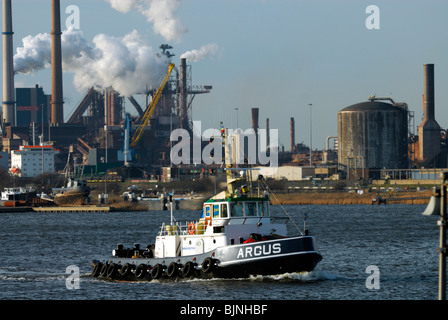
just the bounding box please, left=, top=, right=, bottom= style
left=105, top=0, right=187, bottom=42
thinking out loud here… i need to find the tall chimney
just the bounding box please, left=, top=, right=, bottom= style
left=266, top=118, right=270, bottom=152
left=51, top=0, right=64, bottom=124
left=290, top=117, right=295, bottom=152
left=251, top=108, right=259, bottom=164
left=180, top=58, right=187, bottom=129
left=2, top=0, right=15, bottom=126
left=251, top=108, right=259, bottom=131
left=417, top=63, right=441, bottom=163
left=423, top=63, right=435, bottom=121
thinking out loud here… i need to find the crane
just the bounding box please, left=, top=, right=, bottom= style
left=129, top=63, right=175, bottom=149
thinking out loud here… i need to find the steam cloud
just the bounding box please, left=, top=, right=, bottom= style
left=181, top=44, right=219, bottom=62
left=13, top=1, right=218, bottom=96
left=13, top=28, right=170, bottom=97
left=106, top=0, right=187, bottom=42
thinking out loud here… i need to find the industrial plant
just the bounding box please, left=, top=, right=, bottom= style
left=1, top=0, right=447, bottom=187
left=1, top=0, right=214, bottom=182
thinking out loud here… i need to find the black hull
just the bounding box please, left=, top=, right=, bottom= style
left=91, top=236, right=322, bottom=281
left=211, top=236, right=321, bottom=278
left=211, top=252, right=321, bottom=278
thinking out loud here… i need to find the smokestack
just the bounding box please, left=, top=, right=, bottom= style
left=251, top=108, right=259, bottom=164
left=104, top=88, right=110, bottom=126
left=2, top=0, right=15, bottom=126
left=417, top=63, right=441, bottom=163
left=180, top=58, right=187, bottom=129
left=251, top=108, right=259, bottom=131
left=423, top=64, right=435, bottom=121
left=51, top=0, right=64, bottom=124
left=290, top=117, right=295, bottom=152
left=266, top=118, right=270, bottom=152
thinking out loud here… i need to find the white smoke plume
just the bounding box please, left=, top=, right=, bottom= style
left=14, top=33, right=52, bottom=73
left=106, top=0, right=187, bottom=42
left=13, top=28, right=170, bottom=97
left=181, top=44, right=219, bottom=62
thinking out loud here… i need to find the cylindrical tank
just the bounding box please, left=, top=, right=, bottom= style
left=338, top=101, right=408, bottom=175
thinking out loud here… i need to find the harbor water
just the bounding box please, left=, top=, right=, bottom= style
left=0, top=204, right=441, bottom=301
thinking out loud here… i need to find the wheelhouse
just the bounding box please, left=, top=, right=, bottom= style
left=203, top=197, right=269, bottom=219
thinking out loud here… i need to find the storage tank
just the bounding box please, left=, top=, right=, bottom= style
left=338, top=100, right=408, bottom=176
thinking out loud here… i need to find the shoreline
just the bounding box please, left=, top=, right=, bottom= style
left=0, top=190, right=433, bottom=212
left=268, top=190, right=433, bottom=205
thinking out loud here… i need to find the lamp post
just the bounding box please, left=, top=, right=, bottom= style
left=308, top=103, right=313, bottom=166
left=235, top=107, right=239, bottom=129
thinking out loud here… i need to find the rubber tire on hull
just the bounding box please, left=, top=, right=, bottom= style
left=135, top=264, right=148, bottom=279
left=119, top=263, right=134, bottom=277
left=92, top=262, right=103, bottom=277
left=99, top=263, right=109, bottom=277
left=107, top=263, right=120, bottom=278
left=151, top=264, right=164, bottom=279
left=167, top=262, right=179, bottom=278
left=181, top=261, right=196, bottom=277
left=201, top=257, right=215, bottom=273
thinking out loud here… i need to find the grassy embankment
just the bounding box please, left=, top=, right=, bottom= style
left=268, top=190, right=433, bottom=205
left=89, top=178, right=435, bottom=208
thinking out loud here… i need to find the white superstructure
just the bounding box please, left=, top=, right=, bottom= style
left=10, top=145, right=58, bottom=177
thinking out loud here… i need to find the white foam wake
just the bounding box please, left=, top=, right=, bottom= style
left=248, top=270, right=344, bottom=282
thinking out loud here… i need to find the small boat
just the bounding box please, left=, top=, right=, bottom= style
left=0, top=186, right=38, bottom=206
left=90, top=130, right=322, bottom=281
left=52, top=178, right=90, bottom=206
left=122, top=189, right=205, bottom=210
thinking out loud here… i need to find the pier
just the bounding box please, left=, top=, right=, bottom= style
left=0, top=206, right=114, bottom=213
left=32, top=206, right=113, bottom=213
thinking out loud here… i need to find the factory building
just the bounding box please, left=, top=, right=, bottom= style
left=10, top=145, right=58, bottom=177
left=15, top=85, right=51, bottom=127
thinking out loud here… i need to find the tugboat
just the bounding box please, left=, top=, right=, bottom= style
left=90, top=131, right=322, bottom=281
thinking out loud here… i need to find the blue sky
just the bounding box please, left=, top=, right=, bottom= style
left=2, top=0, right=448, bottom=151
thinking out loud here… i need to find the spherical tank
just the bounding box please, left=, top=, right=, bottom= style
left=337, top=101, right=408, bottom=174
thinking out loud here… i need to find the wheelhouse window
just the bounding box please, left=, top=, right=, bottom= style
left=221, top=203, right=228, bottom=218
left=230, top=203, right=244, bottom=217
left=244, top=202, right=256, bottom=216
left=213, top=204, right=220, bottom=218
left=258, top=201, right=268, bottom=216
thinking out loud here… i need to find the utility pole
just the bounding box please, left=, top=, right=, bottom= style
left=309, top=103, right=313, bottom=166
